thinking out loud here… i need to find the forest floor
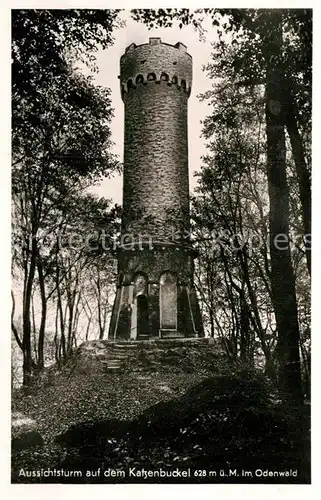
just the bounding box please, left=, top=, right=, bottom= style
left=11, top=339, right=310, bottom=484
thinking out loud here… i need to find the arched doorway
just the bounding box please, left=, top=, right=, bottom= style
left=160, top=272, right=177, bottom=331
left=137, top=295, right=150, bottom=339
left=132, top=273, right=149, bottom=339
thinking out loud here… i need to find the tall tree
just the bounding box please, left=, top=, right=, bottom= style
left=200, top=10, right=309, bottom=404
left=12, top=9, right=121, bottom=385
left=134, top=8, right=311, bottom=403
left=263, top=13, right=302, bottom=403
left=192, top=82, right=277, bottom=374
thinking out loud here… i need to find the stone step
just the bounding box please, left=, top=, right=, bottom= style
left=137, top=334, right=149, bottom=340
left=101, top=359, right=120, bottom=365
left=96, top=355, right=117, bottom=361
left=105, top=351, right=129, bottom=357
left=112, top=344, right=138, bottom=349
left=159, top=330, right=186, bottom=339
left=105, top=365, right=121, bottom=372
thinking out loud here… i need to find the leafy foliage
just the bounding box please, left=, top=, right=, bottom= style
left=12, top=9, right=121, bottom=385
left=190, top=9, right=311, bottom=402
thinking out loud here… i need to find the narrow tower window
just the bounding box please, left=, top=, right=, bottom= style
left=136, top=74, right=144, bottom=84
left=127, top=78, right=134, bottom=90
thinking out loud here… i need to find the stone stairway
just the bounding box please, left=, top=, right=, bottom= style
left=96, top=342, right=138, bottom=373
left=79, top=337, right=215, bottom=374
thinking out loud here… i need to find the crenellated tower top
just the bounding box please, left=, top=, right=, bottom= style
left=119, top=37, right=193, bottom=99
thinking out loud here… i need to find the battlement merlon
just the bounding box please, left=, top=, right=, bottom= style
left=119, top=38, right=192, bottom=97
left=124, top=37, right=189, bottom=54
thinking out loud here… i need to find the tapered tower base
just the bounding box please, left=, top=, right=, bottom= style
left=108, top=244, right=204, bottom=340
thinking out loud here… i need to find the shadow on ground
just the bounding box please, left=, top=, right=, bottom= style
left=12, top=368, right=310, bottom=484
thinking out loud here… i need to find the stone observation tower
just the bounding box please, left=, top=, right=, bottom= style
left=108, top=37, right=203, bottom=340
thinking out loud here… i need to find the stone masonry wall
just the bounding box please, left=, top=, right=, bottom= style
left=118, top=247, right=194, bottom=284
left=120, top=38, right=192, bottom=243
left=120, top=38, right=192, bottom=94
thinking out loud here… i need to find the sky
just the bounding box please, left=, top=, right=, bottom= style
left=91, top=11, right=217, bottom=205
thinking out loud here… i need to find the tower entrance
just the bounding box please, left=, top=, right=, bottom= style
left=160, top=272, right=177, bottom=332
left=137, top=295, right=149, bottom=339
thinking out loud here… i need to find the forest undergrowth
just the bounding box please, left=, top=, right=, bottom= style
left=11, top=343, right=310, bottom=484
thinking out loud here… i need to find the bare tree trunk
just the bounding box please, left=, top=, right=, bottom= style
left=206, top=264, right=216, bottom=338
left=265, top=57, right=302, bottom=405
left=31, top=292, right=38, bottom=362
left=95, top=269, right=105, bottom=340
left=239, top=293, right=251, bottom=362
left=54, top=300, right=60, bottom=365
left=82, top=295, right=93, bottom=341
left=11, top=290, right=23, bottom=351
left=72, top=291, right=81, bottom=348
left=85, top=317, right=92, bottom=341
left=285, top=88, right=311, bottom=275
left=37, top=254, right=47, bottom=369
left=67, top=296, right=74, bottom=355
left=56, top=255, right=66, bottom=360
left=22, top=236, right=37, bottom=386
